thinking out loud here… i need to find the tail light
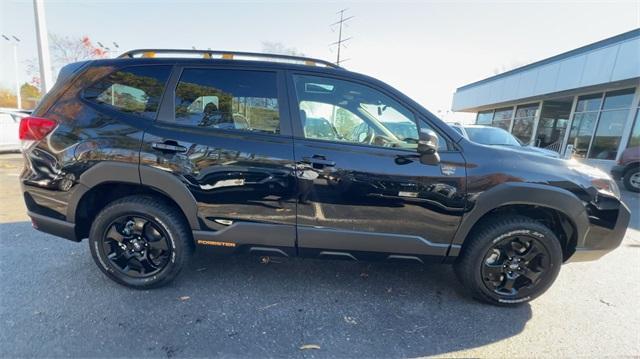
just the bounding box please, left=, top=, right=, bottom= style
left=18, top=116, right=57, bottom=141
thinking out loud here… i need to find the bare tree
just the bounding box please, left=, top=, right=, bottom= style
left=261, top=41, right=304, bottom=56
left=25, top=34, right=107, bottom=86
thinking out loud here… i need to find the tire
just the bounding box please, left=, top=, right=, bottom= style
left=623, top=167, right=640, bottom=193
left=89, top=195, right=193, bottom=289
left=454, top=215, right=563, bottom=306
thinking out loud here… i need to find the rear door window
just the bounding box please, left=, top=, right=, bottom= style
left=170, top=69, right=281, bottom=134
left=83, top=65, right=172, bottom=119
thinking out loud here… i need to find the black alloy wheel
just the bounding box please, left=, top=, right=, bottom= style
left=454, top=215, right=563, bottom=306
left=481, top=234, right=550, bottom=297
left=89, top=195, right=193, bottom=288
left=101, top=215, right=172, bottom=278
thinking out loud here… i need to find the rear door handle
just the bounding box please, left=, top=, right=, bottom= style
left=151, top=141, right=187, bottom=153
left=302, top=156, right=336, bottom=167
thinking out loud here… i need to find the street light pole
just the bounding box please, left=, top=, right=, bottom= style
left=2, top=34, right=21, bottom=109
left=33, top=0, right=53, bottom=94
left=12, top=42, right=21, bottom=109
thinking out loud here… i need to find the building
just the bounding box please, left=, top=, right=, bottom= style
left=452, top=28, right=640, bottom=169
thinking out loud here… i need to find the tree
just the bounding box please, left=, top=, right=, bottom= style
left=20, top=83, right=42, bottom=110
left=261, top=42, right=304, bottom=56
left=25, top=34, right=108, bottom=86
left=50, top=34, right=107, bottom=65
left=0, top=89, right=17, bottom=108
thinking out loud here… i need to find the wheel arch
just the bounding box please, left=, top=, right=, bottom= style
left=450, top=182, right=590, bottom=261
left=623, top=161, right=640, bottom=175
left=68, top=162, right=200, bottom=240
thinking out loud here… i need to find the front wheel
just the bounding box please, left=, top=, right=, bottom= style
left=455, top=215, right=563, bottom=306
left=89, top=195, right=193, bottom=288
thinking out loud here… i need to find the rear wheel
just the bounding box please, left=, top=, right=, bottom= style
left=623, top=168, right=640, bottom=192
left=455, top=215, right=563, bottom=306
left=89, top=195, right=193, bottom=288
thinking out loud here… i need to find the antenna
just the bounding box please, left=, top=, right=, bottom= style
left=330, top=8, right=354, bottom=66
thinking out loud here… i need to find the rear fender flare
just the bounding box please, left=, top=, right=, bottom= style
left=67, top=162, right=199, bottom=229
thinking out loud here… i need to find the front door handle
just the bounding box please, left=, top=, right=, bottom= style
left=151, top=141, right=187, bottom=153
left=302, top=156, right=336, bottom=167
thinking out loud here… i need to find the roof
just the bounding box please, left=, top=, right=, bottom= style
left=452, top=28, right=640, bottom=112
left=457, top=28, right=640, bottom=91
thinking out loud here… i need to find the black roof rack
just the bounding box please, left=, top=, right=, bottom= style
left=117, top=49, right=341, bottom=69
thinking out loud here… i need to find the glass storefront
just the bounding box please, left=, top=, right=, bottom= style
left=511, top=103, right=539, bottom=145
left=588, top=89, right=635, bottom=160
left=473, top=87, right=637, bottom=161
left=567, top=94, right=602, bottom=158
left=535, top=100, right=572, bottom=152
left=625, top=107, right=640, bottom=150
left=565, top=88, right=635, bottom=159
left=476, top=110, right=493, bottom=125
left=492, top=107, right=513, bottom=131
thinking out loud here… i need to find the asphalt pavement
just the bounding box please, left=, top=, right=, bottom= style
left=1, top=153, right=639, bottom=358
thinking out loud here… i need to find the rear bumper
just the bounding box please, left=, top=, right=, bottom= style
left=28, top=211, right=79, bottom=242
left=610, top=164, right=626, bottom=180
left=568, top=201, right=630, bottom=262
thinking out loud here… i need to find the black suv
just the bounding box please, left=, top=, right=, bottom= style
left=19, top=49, right=630, bottom=305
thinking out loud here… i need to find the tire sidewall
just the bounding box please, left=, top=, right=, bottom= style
left=623, top=168, right=640, bottom=193
left=89, top=199, right=186, bottom=288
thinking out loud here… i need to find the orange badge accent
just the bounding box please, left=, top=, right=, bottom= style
left=197, top=240, right=237, bottom=247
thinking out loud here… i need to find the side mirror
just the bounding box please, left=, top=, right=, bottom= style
left=418, top=128, right=440, bottom=165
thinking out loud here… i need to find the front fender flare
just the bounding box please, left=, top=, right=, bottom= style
left=449, top=182, right=590, bottom=255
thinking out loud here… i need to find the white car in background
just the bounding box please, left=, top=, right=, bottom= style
left=0, top=108, right=29, bottom=152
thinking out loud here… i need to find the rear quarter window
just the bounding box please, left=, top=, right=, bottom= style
left=83, top=65, right=172, bottom=119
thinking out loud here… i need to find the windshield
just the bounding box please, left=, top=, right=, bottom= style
left=465, top=126, right=522, bottom=146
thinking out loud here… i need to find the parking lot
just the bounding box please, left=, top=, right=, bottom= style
left=1, top=152, right=638, bottom=358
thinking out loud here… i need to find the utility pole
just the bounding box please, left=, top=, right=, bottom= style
left=2, top=34, right=21, bottom=109
left=330, top=9, right=353, bottom=66
left=33, top=0, right=53, bottom=94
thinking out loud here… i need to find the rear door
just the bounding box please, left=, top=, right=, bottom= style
left=288, top=72, right=467, bottom=262
left=140, top=65, right=297, bottom=256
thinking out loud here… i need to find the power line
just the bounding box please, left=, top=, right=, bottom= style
left=330, top=9, right=353, bottom=66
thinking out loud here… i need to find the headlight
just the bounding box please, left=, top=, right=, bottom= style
left=568, top=161, right=620, bottom=199
left=591, top=178, right=621, bottom=199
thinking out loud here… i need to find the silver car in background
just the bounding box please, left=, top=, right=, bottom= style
left=448, top=123, right=560, bottom=158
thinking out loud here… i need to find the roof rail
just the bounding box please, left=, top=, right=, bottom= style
left=117, top=49, right=341, bottom=69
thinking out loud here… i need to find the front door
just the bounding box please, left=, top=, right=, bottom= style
left=140, top=66, right=297, bottom=256
left=289, top=73, right=466, bottom=261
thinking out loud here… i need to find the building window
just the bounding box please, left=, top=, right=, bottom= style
left=588, top=88, right=635, bottom=160
left=626, top=107, right=640, bottom=150
left=492, top=107, right=513, bottom=131
left=567, top=93, right=601, bottom=158
left=535, top=100, right=572, bottom=153
left=567, top=88, right=636, bottom=160
left=511, top=103, right=539, bottom=145
left=476, top=110, right=493, bottom=125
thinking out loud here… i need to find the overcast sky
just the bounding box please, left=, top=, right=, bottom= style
left=1, top=0, right=638, bottom=120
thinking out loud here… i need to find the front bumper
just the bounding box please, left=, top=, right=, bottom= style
left=568, top=201, right=631, bottom=262
left=610, top=164, right=626, bottom=180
